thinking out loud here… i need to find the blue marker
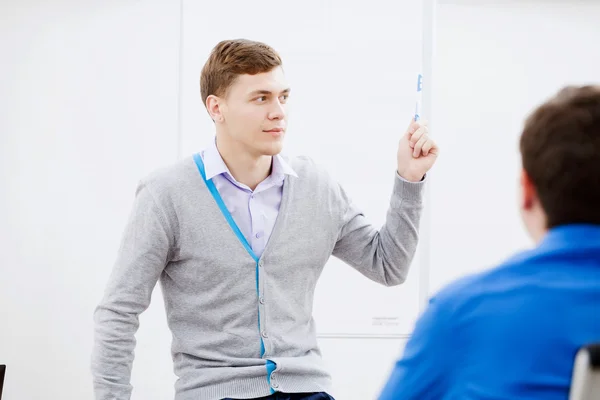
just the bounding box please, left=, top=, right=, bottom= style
left=415, top=74, right=423, bottom=121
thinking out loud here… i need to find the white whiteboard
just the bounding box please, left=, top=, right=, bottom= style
left=179, top=0, right=429, bottom=336
left=429, top=0, right=600, bottom=295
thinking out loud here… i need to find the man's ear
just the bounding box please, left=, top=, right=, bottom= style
left=520, top=168, right=536, bottom=210
left=206, top=95, right=224, bottom=122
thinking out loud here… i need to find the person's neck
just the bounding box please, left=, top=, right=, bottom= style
left=525, top=206, right=549, bottom=244
left=532, top=226, right=549, bottom=244
left=215, top=134, right=272, bottom=191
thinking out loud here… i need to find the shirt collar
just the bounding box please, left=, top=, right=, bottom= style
left=203, top=138, right=297, bottom=181
left=202, top=138, right=229, bottom=180
left=272, top=152, right=298, bottom=179
left=538, top=224, right=600, bottom=252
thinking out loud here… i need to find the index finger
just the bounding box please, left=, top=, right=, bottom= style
left=406, top=119, right=420, bottom=136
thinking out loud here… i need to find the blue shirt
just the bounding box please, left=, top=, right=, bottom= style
left=379, top=224, right=600, bottom=400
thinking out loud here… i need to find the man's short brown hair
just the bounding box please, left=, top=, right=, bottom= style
left=520, top=85, right=600, bottom=228
left=200, top=39, right=283, bottom=106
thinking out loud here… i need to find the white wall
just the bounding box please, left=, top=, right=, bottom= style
left=2, top=1, right=599, bottom=400
left=428, top=0, right=600, bottom=294
left=0, top=1, right=180, bottom=399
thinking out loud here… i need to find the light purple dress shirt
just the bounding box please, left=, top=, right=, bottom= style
left=200, top=140, right=298, bottom=258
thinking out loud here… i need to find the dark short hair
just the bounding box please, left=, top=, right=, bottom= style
left=520, top=85, right=600, bottom=228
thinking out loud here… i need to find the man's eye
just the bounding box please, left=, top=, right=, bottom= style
left=257, top=96, right=267, bottom=102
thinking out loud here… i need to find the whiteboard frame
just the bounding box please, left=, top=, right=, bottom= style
left=418, top=0, right=436, bottom=318
left=173, top=0, right=437, bottom=339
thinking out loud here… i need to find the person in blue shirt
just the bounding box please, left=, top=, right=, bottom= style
left=379, top=85, right=600, bottom=400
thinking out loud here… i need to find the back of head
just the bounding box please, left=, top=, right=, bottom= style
left=520, top=85, right=600, bottom=228
left=200, top=39, right=283, bottom=106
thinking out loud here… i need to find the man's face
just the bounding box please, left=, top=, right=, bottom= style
left=219, top=67, right=290, bottom=157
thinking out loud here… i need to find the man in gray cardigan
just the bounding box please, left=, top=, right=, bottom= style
left=91, top=39, right=439, bottom=400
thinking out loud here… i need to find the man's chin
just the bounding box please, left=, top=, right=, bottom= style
left=259, top=140, right=284, bottom=156
left=262, top=147, right=283, bottom=156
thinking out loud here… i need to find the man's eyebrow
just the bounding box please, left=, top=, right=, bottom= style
left=248, top=88, right=291, bottom=96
